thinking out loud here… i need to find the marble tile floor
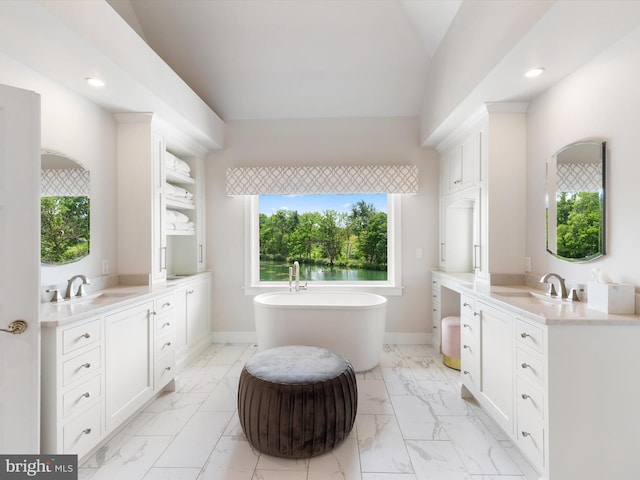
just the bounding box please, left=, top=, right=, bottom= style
left=79, top=343, right=540, bottom=480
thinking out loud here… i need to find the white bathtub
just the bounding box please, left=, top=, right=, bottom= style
left=253, top=291, right=387, bottom=372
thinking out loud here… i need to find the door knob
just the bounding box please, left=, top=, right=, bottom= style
left=0, top=320, right=28, bottom=334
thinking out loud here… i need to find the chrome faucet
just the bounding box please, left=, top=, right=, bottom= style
left=65, top=274, right=90, bottom=299
left=289, top=261, right=307, bottom=292
left=540, top=273, right=567, bottom=299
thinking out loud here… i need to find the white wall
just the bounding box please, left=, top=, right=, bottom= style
left=0, top=52, right=118, bottom=289
left=206, top=117, right=439, bottom=338
left=526, top=26, right=640, bottom=288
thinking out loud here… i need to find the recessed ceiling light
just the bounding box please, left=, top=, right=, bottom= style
left=85, top=77, right=105, bottom=87
left=524, top=67, right=545, bottom=78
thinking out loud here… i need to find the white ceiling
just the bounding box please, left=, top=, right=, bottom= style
left=108, top=0, right=462, bottom=121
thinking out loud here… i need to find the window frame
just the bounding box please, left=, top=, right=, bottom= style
left=243, top=194, right=403, bottom=295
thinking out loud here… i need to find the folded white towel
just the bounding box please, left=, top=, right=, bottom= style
left=167, top=221, right=195, bottom=231
left=174, top=157, right=191, bottom=174
left=166, top=209, right=189, bottom=224
left=165, top=182, right=194, bottom=199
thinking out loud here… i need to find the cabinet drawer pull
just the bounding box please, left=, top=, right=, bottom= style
left=463, top=370, right=470, bottom=375
left=81, top=362, right=91, bottom=369
left=521, top=431, right=531, bottom=438
left=463, top=323, right=471, bottom=329
left=521, top=393, right=530, bottom=400
left=163, top=342, right=172, bottom=348
left=80, top=333, right=91, bottom=339
left=150, top=310, right=157, bottom=316
left=82, top=428, right=92, bottom=435
left=162, top=302, right=171, bottom=308
left=521, top=362, right=531, bottom=369
left=164, top=366, right=172, bottom=371
left=162, top=322, right=171, bottom=328
left=473, top=312, right=480, bottom=317
left=82, top=392, right=91, bottom=399
left=520, top=332, right=531, bottom=338
left=187, top=289, right=194, bottom=295
left=463, top=344, right=470, bottom=350
left=463, top=302, right=472, bottom=309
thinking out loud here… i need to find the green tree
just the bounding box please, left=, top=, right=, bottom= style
left=556, top=192, right=601, bottom=259
left=358, top=211, right=388, bottom=265
left=318, top=210, right=342, bottom=267
left=41, top=196, right=90, bottom=264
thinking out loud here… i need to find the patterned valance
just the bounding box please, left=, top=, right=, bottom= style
left=226, top=165, right=418, bottom=195
left=41, top=169, right=90, bottom=196
left=557, top=162, right=602, bottom=192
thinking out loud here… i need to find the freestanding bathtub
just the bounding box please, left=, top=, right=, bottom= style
left=253, top=291, right=387, bottom=372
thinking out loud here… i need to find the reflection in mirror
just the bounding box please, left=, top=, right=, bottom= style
left=41, top=150, right=90, bottom=264
left=546, top=141, right=605, bottom=262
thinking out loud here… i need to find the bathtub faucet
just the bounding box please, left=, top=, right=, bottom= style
left=290, top=261, right=307, bottom=292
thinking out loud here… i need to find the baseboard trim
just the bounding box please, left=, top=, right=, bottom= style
left=211, top=331, right=432, bottom=345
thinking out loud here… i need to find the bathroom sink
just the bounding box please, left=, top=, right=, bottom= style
left=70, top=291, right=135, bottom=306
left=495, top=290, right=564, bottom=307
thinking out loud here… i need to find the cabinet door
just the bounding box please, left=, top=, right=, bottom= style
left=459, top=132, right=480, bottom=190
left=105, top=302, right=154, bottom=430
left=151, top=132, right=167, bottom=283
left=186, top=279, right=211, bottom=346
left=478, top=302, right=514, bottom=434
left=194, top=157, right=206, bottom=271
left=447, top=147, right=463, bottom=192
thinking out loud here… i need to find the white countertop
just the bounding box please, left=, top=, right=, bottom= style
left=40, top=272, right=211, bottom=327
left=433, top=270, right=639, bottom=325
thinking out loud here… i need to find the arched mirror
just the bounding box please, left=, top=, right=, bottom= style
left=41, top=150, right=90, bottom=264
left=546, top=141, right=605, bottom=262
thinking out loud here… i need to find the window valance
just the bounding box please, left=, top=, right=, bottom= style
left=41, top=169, right=90, bottom=197
left=226, top=164, right=418, bottom=195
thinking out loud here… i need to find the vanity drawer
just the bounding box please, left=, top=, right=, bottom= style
left=63, top=374, right=101, bottom=418
left=62, top=319, right=101, bottom=355
left=516, top=376, right=545, bottom=423
left=155, top=313, right=175, bottom=337
left=516, top=347, right=544, bottom=386
left=516, top=410, right=545, bottom=470
left=63, top=347, right=101, bottom=387
left=63, top=402, right=102, bottom=455
left=516, top=318, right=544, bottom=354
left=154, top=351, right=175, bottom=389
left=155, top=293, right=175, bottom=314
left=155, top=330, right=176, bottom=358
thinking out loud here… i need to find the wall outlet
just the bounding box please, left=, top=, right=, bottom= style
left=524, top=256, right=532, bottom=272
left=102, top=259, right=109, bottom=275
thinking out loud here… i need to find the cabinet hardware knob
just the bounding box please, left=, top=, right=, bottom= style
left=473, top=312, right=480, bottom=317
left=521, top=393, right=530, bottom=400
left=521, top=431, right=531, bottom=438
left=163, top=322, right=171, bottom=328
left=187, top=289, right=194, bottom=294
left=81, top=362, right=91, bottom=369
left=82, top=428, right=92, bottom=435
left=150, top=311, right=157, bottom=316
left=521, top=362, right=530, bottom=369
left=463, top=344, right=470, bottom=350
left=164, top=342, right=172, bottom=347
left=165, top=366, right=172, bottom=371
left=81, top=333, right=91, bottom=339
left=520, top=332, right=531, bottom=338
left=463, top=302, right=471, bottom=308
left=162, top=302, right=171, bottom=308
left=433, top=308, right=437, bottom=312
left=432, top=295, right=437, bottom=298
left=463, top=370, right=470, bottom=375
left=82, top=392, right=91, bottom=398
left=463, top=323, right=471, bottom=329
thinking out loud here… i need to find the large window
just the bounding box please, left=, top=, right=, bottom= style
left=244, top=194, right=402, bottom=293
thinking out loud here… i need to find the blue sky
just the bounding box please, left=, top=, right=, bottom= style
left=259, top=194, right=387, bottom=215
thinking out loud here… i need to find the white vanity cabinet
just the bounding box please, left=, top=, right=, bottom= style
left=105, top=300, right=154, bottom=430
left=458, top=291, right=640, bottom=480
left=41, top=316, right=105, bottom=458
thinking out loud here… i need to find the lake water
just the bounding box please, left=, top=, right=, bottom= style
left=260, top=260, right=387, bottom=282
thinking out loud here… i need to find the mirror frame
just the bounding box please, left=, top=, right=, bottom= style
left=546, top=140, right=606, bottom=262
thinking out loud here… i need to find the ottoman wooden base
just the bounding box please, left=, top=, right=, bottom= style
left=237, top=345, right=357, bottom=458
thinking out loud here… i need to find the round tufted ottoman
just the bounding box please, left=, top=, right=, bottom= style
left=441, top=316, right=461, bottom=370
left=237, top=345, right=357, bottom=458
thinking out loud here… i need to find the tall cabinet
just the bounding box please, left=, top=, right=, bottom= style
left=115, top=113, right=207, bottom=283
left=436, top=102, right=527, bottom=283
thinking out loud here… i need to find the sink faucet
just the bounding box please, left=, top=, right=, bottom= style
left=540, top=273, right=567, bottom=299
left=289, top=261, right=307, bottom=292
left=65, top=274, right=90, bottom=299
